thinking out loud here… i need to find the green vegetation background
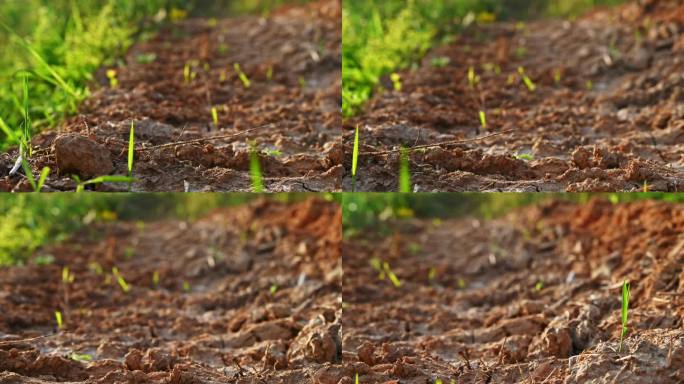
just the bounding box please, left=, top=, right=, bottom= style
left=0, top=193, right=323, bottom=266
left=0, top=0, right=306, bottom=150
left=343, top=0, right=625, bottom=117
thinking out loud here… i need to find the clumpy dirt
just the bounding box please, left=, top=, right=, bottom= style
left=342, top=198, right=684, bottom=383
left=344, top=0, right=684, bottom=192
left=0, top=199, right=342, bottom=383
left=0, top=0, right=341, bottom=192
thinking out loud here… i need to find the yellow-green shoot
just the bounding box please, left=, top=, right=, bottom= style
left=21, top=156, right=50, bottom=192
left=106, top=69, right=118, bottom=89
left=69, top=353, right=93, bottom=362
left=183, top=63, right=192, bottom=83
left=234, top=63, right=251, bottom=88
left=55, top=311, right=63, bottom=329
left=399, top=147, right=411, bottom=193
left=479, top=110, right=487, bottom=130
left=467, top=66, right=479, bottom=88
left=518, top=67, right=536, bottom=92
left=153, top=271, right=160, bottom=288
left=269, top=284, right=279, bottom=295
left=383, top=262, right=401, bottom=288
left=249, top=143, right=264, bottom=193
left=355, top=373, right=359, bottom=384
left=390, top=73, right=401, bottom=91
left=266, top=66, right=273, bottom=81
left=351, top=125, right=360, bottom=192
left=211, top=107, right=219, bottom=128
left=75, top=175, right=134, bottom=192
left=112, top=267, right=130, bottom=293
left=128, top=121, right=135, bottom=190
left=618, top=280, right=630, bottom=352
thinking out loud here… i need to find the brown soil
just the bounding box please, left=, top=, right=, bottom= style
left=342, top=199, right=684, bottom=383
left=1, top=0, right=342, bottom=192
left=344, top=0, right=684, bottom=192
left=0, top=199, right=342, bottom=383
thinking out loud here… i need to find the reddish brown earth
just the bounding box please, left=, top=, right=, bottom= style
left=344, top=0, right=684, bottom=192
left=1, top=0, right=342, bottom=192
left=342, top=199, right=684, bottom=383
left=0, top=199, right=342, bottom=383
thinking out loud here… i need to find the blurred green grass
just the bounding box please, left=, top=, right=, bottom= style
left=0, top=193, right=323, bottom=267
left=342, top=0, right=626, bottom=117
left=342, top=193, right=684, bottom=234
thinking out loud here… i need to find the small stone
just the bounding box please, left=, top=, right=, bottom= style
left=54, top=134, right=113, bottom=178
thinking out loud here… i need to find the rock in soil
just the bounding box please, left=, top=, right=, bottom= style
left=53, top=134, right=113, bottom=178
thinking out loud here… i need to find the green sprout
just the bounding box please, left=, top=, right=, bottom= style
left=535, top=280, right=544, bottom=291
left=554, top=69, right=562, bottom=84
left=62, top=266, right=74, bottom=284
left=428, top=267, right=437, bottom=282
left=55, top=311, right=63, bottom=329
left=211, top=107, right=219, bottom=128
left=128, top=121, right=135, bottom=190
left=351, top=125, right=360, bottom=192
left=585, top=80, right=593, bottom=91
left=112, top=267, right=130, bottom=293
left=234, top=63, right=251, bottom=88
left=183, top=281, right=191, bottom=292
left=263, top=148, right=282, bottom=157
left=618, top=280, right=630, bottom=352
left=75, top=175, right=135, bottom=192
left=249, top=142, right=264, bottom=193
left=435, top=379, right=443, bottom=384
left=355, top=373, right=359, bottom=384
left=69, top=353, right=93, bottom=362
left=269, top=284, right=279, bottom=295
left=399, top=147, right=411, bottom=193
left=21, top=157, right=50, bottom=192
left=152, top=271, right=160, bottom=288
left=183, top=62, right=192, bottom=83
left=390, top=73, right=402, bottom=91
left=642, top=180, right=651, bottom=192
left=266, top=66, right=273, bottom=81
left=298, top=76, right=306, bottom=88
left=479, top=110, right=487, bottom=130
left=135, top=53, right=156, bottom=64
left=515, top=153, right=534, bottom=161
left=518, top=67, right=536, bottom=92
left=430, top=57, right=450, bottom=68
left=383, top=262, right=401, bottom=288
left=467, top=66, right=479, bottom=88
left=457, top=278, right=466, bottom=289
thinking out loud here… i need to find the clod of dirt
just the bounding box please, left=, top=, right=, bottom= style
left=53, top=134, right=113, bottom=178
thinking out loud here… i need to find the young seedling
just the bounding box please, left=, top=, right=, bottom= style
left=69, top=353, right=93, bottom=362
left=127, top=121, right=135, bottom=190
left=383, top=262, right=401, bottom=288
left=249, top=142, right=264, bottom=193
left=351, top=125, right=360, bottom=192
left=55, top=311, right=63, bottom=329
left=298, top=76, right=306, bottom=88
left=457, top=278, right=466, bottom=289
left=152, top=271, right=160, bottom=288
left=183, top=62, right=194, bottom=83
left=266, top=66, right=273, bottom=81
left=106, top=69, right=118, bottom=89
left=211, top=107, right=219, bottom=129
left=136, top=53, right=156, bottom=64
left=355, top=373, right=359, bottom=384
left=430, top=57, right=450, bottom=68
left=75, top=175, right=135, bottom=192
left=234, top=63, right=251, bottom=88
left=479, top=110, right=487, bottom=130
left=21, top=156, right=50, bottom=192
left=585, top=80, right=593, bottom=91
left=618, top=280, right=630, bottom=352
left=467, top=66, right=479, bottom=88
left=553, top=69, right=562, bottom=84
left=642, top=180, right=651, bottom=192
left=535, top=280, right=544, bottom=291
left=269, top=284, right=279, bottom=295
left=518, top=67, right=536, bottom=92
left=112, top=267, right=130, bottom=293
left=390, top=73, right=402, bottom=91
left=515, top=153, right=534, bottom=161
left=183, top=281, right=191, bottom=292
left=428, top=267, right=437, bottom=282
left=399, top=147, right=411, bottom=193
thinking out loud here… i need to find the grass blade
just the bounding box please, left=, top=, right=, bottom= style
left=352, top=125, right=359, bottom=191
left=20, top=155, right=36, bottom=191
left=36, top=167, right=50, bottom=192
left=619, top=280, right=630, bottom=352
left=128, top=121, right=135, bottom=176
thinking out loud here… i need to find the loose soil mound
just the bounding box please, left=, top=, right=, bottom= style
left=342, top=199, right=684, bottom=383
left=0, top=199, right=342, bottom=383
left=344, top=0, right=684, bottom=192
left=1, top=0, right=341, bottom=192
